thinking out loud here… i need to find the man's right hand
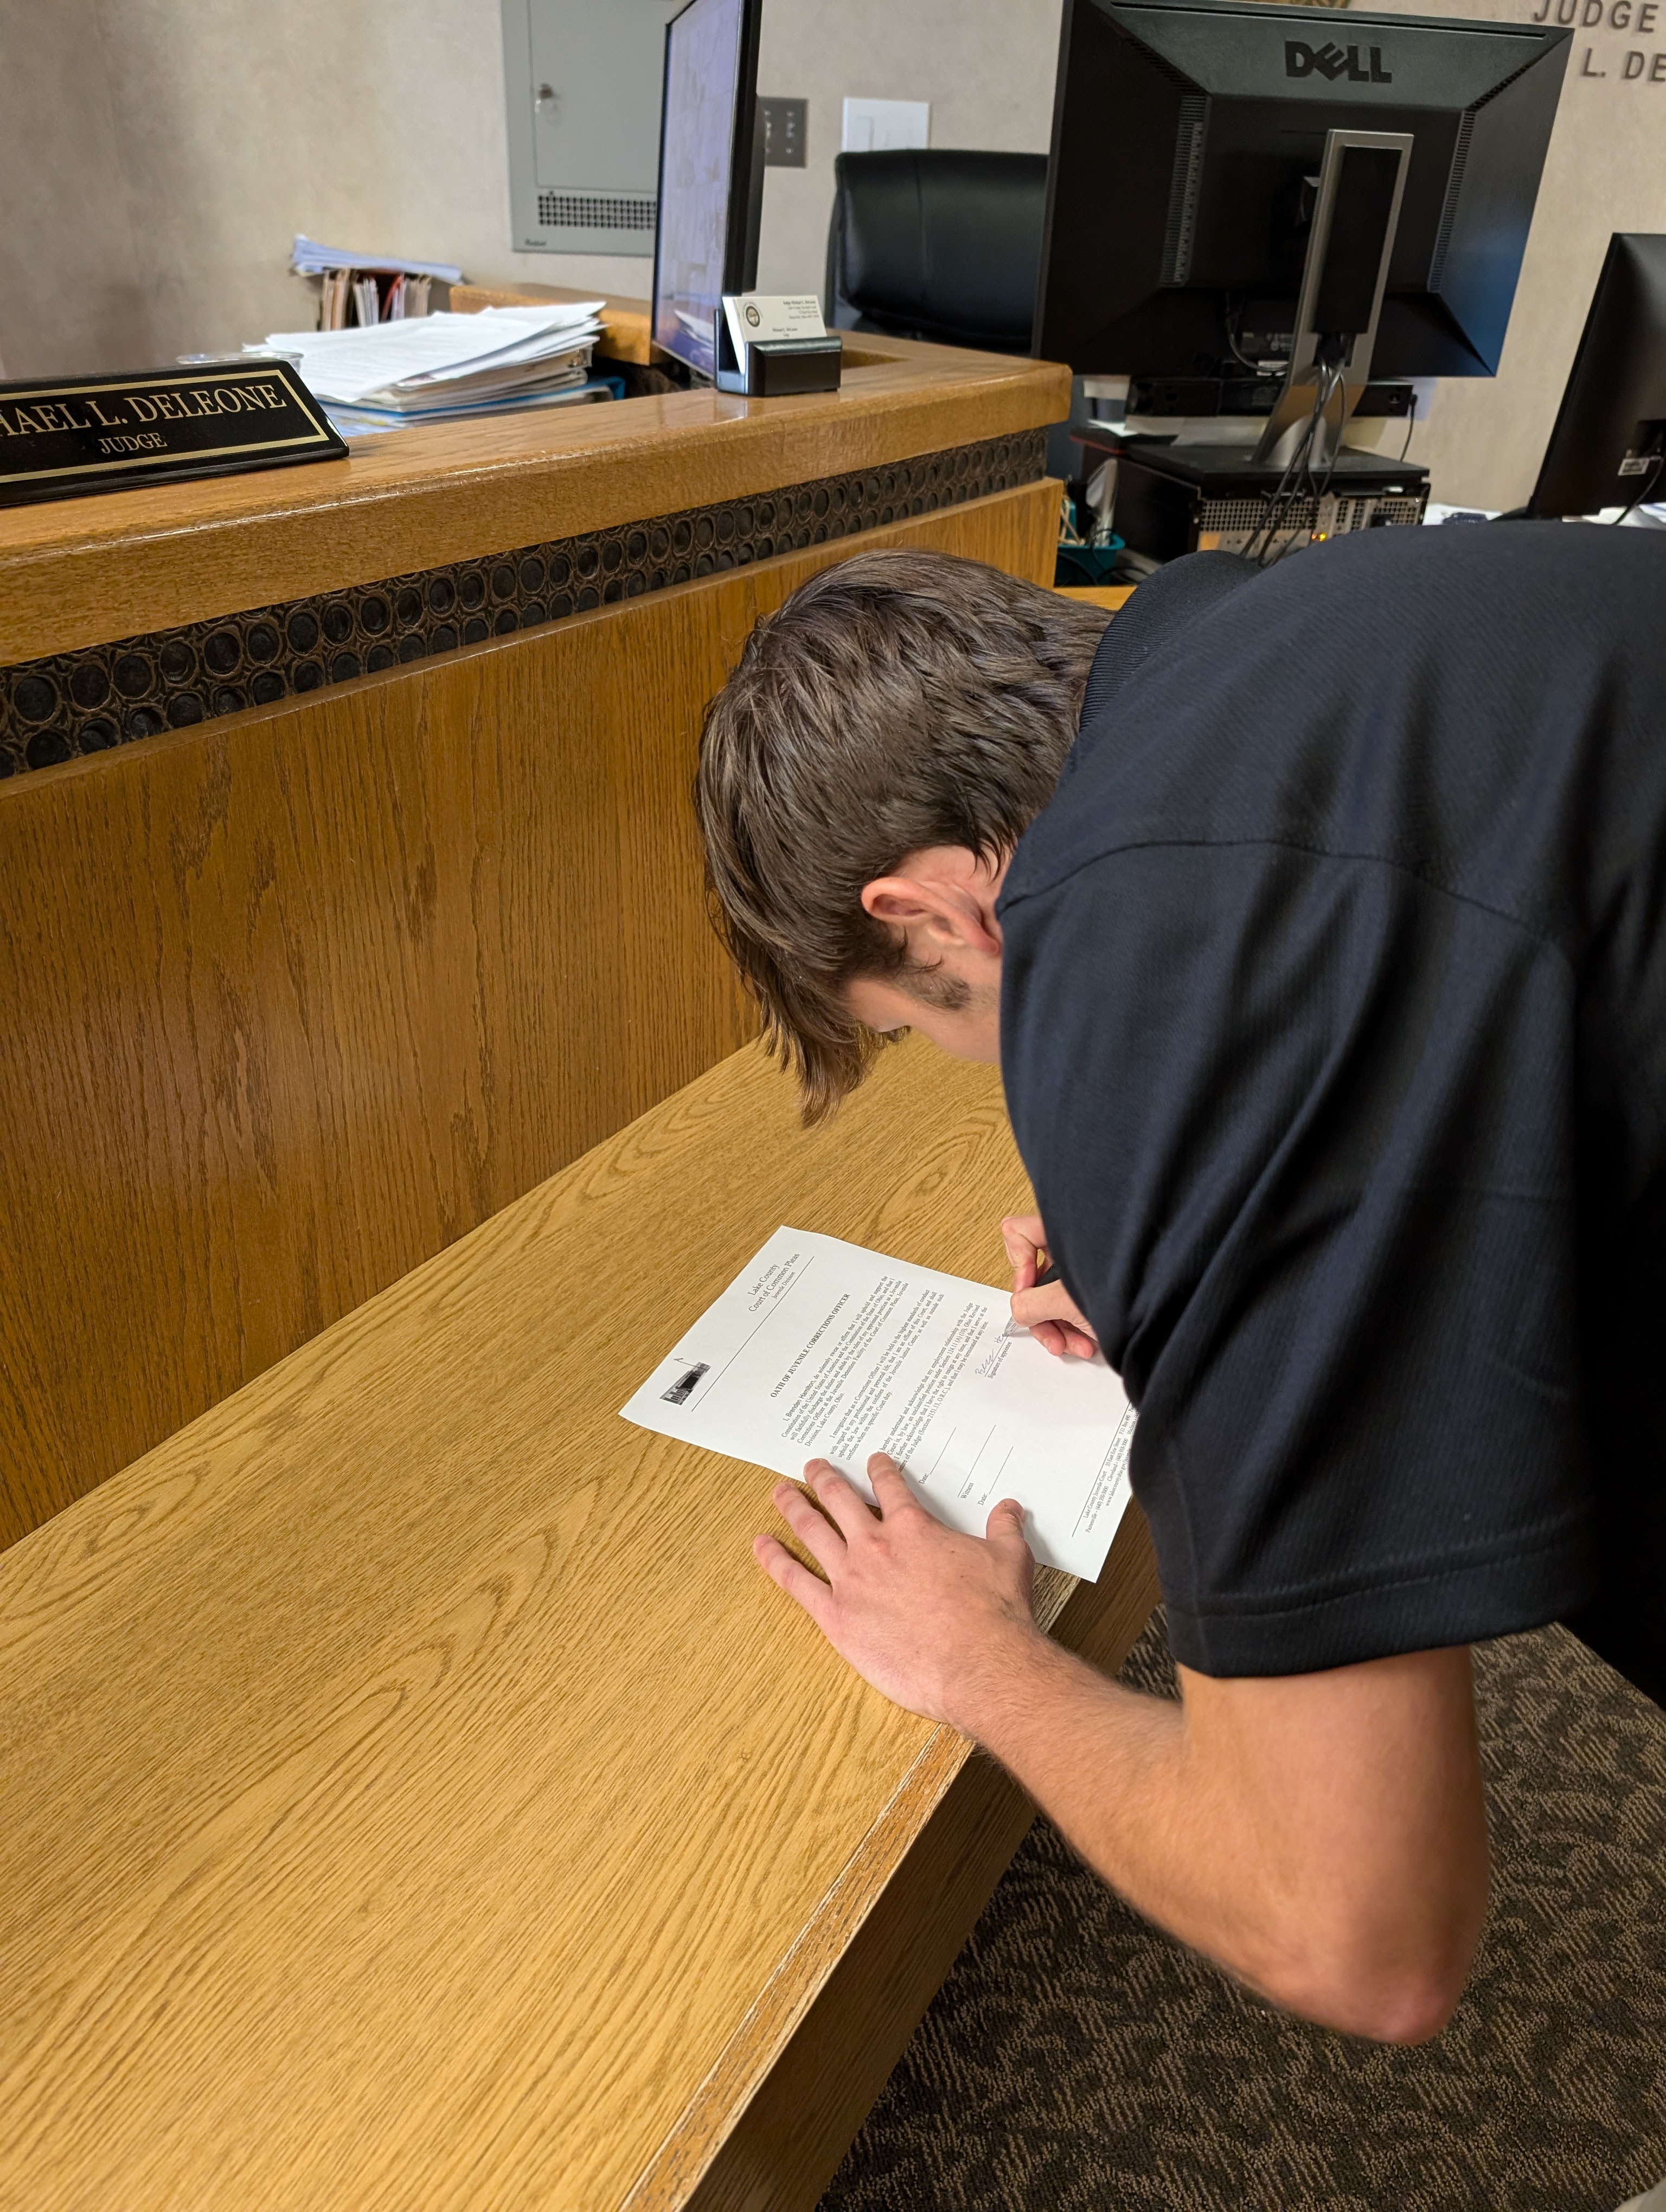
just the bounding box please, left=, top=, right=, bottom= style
left=1001, top=1213, right=1099, bottom=1359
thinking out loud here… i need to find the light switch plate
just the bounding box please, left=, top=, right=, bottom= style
left=760, top=97, right=807, bottom=167
left=841, top=97, right=930, bottom=155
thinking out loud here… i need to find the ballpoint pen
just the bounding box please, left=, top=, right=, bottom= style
left=1003, top=1262, right=1063, bottom=1338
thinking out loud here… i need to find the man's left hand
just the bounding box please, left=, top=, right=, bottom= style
left=753, top=1454, right=1042, bottom=1728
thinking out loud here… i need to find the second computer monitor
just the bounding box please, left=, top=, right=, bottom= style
left=651, top=0, right=764, bottom=379
left=1528, top=233, right=1666, bottom=517
left=1034, top=0, right=1569, bottom=394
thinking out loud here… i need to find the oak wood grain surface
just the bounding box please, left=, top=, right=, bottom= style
left=0, top=338, right=1069, bottom=663
left=662, top=1506, right=1158, bottom=2212
left=0, top=480, right=1061, bottom=1547
left=0, top=1032, right=1158, bottom=2212
left=1056, top=583, right=1137, bottom=612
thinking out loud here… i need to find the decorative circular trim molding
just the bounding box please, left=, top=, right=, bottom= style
left=0, top=429, right=1047, bottom=777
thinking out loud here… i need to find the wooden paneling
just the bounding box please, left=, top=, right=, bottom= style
left=0, top=1029, right=1160, bottom=2212
left=0, top=344, right=1069, bottom=663
left=0, top=478, right=1061, bottom=1546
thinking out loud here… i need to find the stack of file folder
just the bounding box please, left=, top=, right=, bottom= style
left=254, top=303, right=613, bottom=435
left=290, top=236, right=465, bottom=330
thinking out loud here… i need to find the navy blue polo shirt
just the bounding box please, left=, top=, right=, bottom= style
left=997, top=524, right=1666, bottom=1701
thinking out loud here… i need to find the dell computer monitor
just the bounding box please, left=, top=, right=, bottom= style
left=1034, top=0, right=1570, bottom=407
left=651, top=0, right=764, bottom=378
left=1528, top=233, right=1666, bottom=517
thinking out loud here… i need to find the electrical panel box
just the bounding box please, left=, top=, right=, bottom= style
left=501, top=0, right=681, bottom=259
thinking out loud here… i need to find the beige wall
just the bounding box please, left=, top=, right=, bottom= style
left=753, top=0, right=1063, bottom=294
left=0, top=0, right=1060, bottom=378
left=0, top=0, right=657, bottom=377
left=0, top=0, right=157, bottom=380
left=2, top=0, right=1663, bottom=506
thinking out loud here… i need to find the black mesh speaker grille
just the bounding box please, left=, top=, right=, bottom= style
left=536, top=192, right=656, bottom=232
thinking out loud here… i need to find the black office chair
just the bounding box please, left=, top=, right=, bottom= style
left=824, top=150, right=1048, bottom=355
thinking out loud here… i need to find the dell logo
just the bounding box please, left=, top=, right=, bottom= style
left=1285, top=40, right=1394, bottom=81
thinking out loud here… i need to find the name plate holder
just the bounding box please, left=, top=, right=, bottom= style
left=0, top=359, right=347, bottom=508
left=714, top=295, right=842, bottom=398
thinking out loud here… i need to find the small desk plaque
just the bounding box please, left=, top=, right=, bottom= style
left=0, top=360, right=348, bottom=508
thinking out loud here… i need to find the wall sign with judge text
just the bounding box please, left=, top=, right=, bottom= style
left=0, top=361, right=347, bottom=507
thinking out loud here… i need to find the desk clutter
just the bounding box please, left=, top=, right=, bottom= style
left=290, top=235, right=464, bottom=328
left=254, top=303, right=616, bottom=436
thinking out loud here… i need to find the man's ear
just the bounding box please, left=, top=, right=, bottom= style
left=860, top=872, right=1002, bottom=955
left=862, top=877, right=942, bottom=928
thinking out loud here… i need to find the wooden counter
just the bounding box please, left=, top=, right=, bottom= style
left=0, top=331, right=1068, bottom=1544
left=0, top=1032, right=1159, bottom=2211
left=0, top=340, right=1067, bottom=665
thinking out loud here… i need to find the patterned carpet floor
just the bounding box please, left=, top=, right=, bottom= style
left=819, top=1615, right=1666, bottom=2212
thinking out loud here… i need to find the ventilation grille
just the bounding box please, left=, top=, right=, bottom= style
left=536, top=191, right=656, bottom=232
left=1199, top=492, right=1427, bottom=541
left=1201, top=496, right=1323, bottom=532
left=1160, top=97, right=1210, bottom=287
left=1428, top=110, right=1473, bottom=295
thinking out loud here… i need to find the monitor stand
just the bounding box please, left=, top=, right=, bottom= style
left=1079, top=127, right=1431, bottom=564
left=1254, top=127, right=1414, bottom=470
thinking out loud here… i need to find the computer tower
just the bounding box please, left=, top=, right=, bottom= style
left=1087, top=438, right=1428, bottom=563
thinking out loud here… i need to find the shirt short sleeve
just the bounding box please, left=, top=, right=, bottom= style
left=999, top=840, right=1596, bottom=1677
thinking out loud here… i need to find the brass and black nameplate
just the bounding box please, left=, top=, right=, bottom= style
left=0, top=361, right=348, bottom=508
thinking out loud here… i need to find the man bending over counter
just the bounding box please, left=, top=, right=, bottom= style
left=693, top=529, right=1666, bottom=2046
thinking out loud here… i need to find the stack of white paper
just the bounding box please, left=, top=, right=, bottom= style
left=256, top=304, right=606, bottom=419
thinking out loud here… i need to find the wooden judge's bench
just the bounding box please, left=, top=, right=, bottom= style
left=0, top=310, right=1068, bottom=1536
left=0, top=314, right=1162, bottom=2209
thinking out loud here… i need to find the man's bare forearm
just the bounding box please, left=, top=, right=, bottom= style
left=947, top=1625, right=1489, bottom=2045
left=945, top=1630, right=1289, bottom=2012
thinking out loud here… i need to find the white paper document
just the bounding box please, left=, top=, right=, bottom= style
left=255, top=306, right=604, bottom=408
left=620, top=1227, right=1136, bottom=1580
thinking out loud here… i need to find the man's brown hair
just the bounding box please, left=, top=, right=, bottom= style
left=695, top=549, right=1111, bottom=1120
